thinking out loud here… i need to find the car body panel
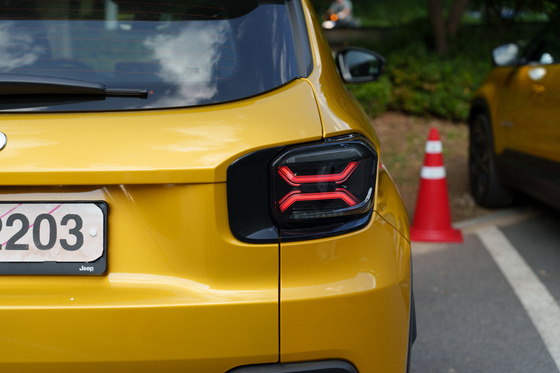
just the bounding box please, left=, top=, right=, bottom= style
left=0, top=0, right=413, bottom=371
left=0, top=79, right=322, bottom=185
left=0, top=76, right=322, bottom=371
left=0, top=183, right=279, bottom=372
left=471, top=19, right=560, bottom=209
left=300, top=1, right=380, bottom=148
left=277, top=3, right=412, bottom=372
left=376, top=165, right=411, bottom=241
left=478, top=64, right=560, bottom=163
left=280, top=173, right=411, bottom=373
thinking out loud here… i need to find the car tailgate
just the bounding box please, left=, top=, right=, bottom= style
left=0, top=79, right=322, bottom=372
left=0, top=80, right=321, bottom=185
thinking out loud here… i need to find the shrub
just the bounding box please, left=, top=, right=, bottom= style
left=347, top=41, right=490, bottom=121
left=346, top=75, right=392, bottom=118
left=386, top=43, right=489, bottom=120
left=340, top=20, right=544, bottom=121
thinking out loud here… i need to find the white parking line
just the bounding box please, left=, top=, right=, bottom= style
left=477, top=226, right=560, bottom=372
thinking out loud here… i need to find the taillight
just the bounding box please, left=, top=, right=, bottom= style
left=271, top=136, right=377, bottom=228
left=227, top=135, right=378, bottom=243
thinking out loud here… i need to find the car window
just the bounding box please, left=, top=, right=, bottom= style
left=0, top=0, right=300, bottom=112
left=525, top=21, right=560, bottom=65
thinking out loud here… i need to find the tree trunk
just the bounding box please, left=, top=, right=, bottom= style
left=428, top=0, right=448, bottom=54
left=447, top=0, right=469, bottom=38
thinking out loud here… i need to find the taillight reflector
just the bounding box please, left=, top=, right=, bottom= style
left=278, top=161, right=359, bottom=186
left=278, top=189, right=359, bottom=212
left=271, top=136, right=377, bottom=227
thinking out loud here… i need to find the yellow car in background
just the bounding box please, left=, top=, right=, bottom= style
left=469, top=20, right=560, bottom=209
left=0, top=1, right=413, bottom=372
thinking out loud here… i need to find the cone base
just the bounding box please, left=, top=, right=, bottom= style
left=410, top=226, right=463, bottom=243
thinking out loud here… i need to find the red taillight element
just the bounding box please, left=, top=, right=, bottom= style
left=278, top=189, right=359, bottom=212
left=278, top=161, right=359, bottom=186
left=271, top=136, right=377, bottom=227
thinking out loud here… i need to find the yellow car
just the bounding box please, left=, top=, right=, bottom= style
left=0, top=1, right=413, bottom=372
left=469, top=20, right=560, bottom=209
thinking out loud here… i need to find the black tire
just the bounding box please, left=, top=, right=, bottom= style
left=469, top=112, right=514, bottom=207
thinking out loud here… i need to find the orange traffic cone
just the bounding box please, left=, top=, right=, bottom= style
left=410, top=127, right=463, bottom=243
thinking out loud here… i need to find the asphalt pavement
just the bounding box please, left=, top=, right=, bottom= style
left=409, top=205, right=560, bottom=373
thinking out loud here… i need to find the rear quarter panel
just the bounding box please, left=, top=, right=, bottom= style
left=278, top=2, right=412, bottom=372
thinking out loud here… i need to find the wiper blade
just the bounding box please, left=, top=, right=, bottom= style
left=0, top=74, right=147, bottom=97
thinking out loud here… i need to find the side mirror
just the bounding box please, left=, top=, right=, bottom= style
left=336, top=48, right=385, bottom=83
left=492, top=43, right=520, bottom=66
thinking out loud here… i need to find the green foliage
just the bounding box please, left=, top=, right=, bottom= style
left=469, top=0, right=557, bottom=18
left=384, top=42, right=489, bottom=120
left=352, top=0, right=429, bottom=27
left=314, top=0, right=556, bottom=27
left=318, top=0, right=553, bottom=121
left=342, top=19, right=547, bottom=121
left=348, top=45, right=486, bottom=121
left=345, top=0, right=459, bottom=27
left=346, top=0, right=556, bottom=26
left=346, top=75, right=392, bottom=118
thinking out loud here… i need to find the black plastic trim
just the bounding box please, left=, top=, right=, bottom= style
left=0, top=74, right=147, bottom=97
left=496, top=149, right=560, bottom=210
left=406, top=258, right=417, bottom=373
left=287, top=0, right=314, bottom=78
left=227, top=147, right=285, bottom=244
left=279, top=210, right=372, bottom=243
left=335, top=47, right=386, bottom=84
left=227, top=360, right=358, bottom=373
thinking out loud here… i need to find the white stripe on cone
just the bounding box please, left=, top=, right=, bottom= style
left=421, top=166, right=446, bottom=180
left=425, top=140, right=443, bottom=154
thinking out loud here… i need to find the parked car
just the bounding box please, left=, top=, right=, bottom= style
left=0, top=1, right=414, bottom=372
left=469, top=19, right=560, bottom=209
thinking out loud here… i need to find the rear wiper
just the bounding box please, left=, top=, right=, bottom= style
left=0, top=74, right=147, bottom=97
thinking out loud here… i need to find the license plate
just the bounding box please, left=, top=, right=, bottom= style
left=0, top=202, right=107, bottom=275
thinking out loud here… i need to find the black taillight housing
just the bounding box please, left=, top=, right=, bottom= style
left=227, top=135, right=378, bottom=243
left=271, top=137, right=376, bottom=227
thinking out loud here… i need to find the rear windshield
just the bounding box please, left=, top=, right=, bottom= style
left=0, top=0, right=300, bottom=111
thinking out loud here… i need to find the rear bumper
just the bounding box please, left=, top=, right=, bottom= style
left=228, top=360, right=357, bottom=373
left=0, top=276, right=278, bottom=372
left=280, top=214, right=412, bottom=373
left=0, top=182, right=412, bottom=372
left=0, top=184, right=280, bottom=372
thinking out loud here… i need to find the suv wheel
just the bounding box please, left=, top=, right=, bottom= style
left=469, top=112, right=514, bottom=207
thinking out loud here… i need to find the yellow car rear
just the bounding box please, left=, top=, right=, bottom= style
left=0, top=1, right=413, bottom=372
